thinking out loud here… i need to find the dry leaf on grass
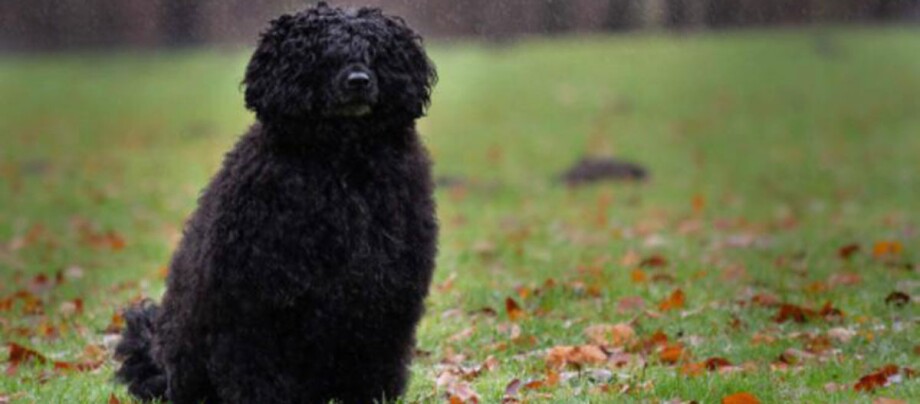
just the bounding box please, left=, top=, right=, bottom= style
left=546, top=345, right=607, bottom=369
left=872, top=398, right=908, bottom=404
left=584, top=323, right=636, bottom=347
left=658, top=289, right=685, bottom=311
left=838, top=243, right=860, bottom=259
left=854, top=365, right=916, bottom=392
left=505, top=297, right=525, bottom=322
left=722, top=392, right=761, bottom=404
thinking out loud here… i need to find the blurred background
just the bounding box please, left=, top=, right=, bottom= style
left=2, top=2, right=919, bottom=402
left=2, top=0, right=919, bottom=49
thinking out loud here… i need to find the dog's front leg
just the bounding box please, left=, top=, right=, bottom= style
left=206, top=329, right=306, bottom=403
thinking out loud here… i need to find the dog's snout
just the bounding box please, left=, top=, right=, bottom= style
left=346, top=72, right=371, bottom=90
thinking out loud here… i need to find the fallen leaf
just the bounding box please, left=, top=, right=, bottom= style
left=884, top=291, right=910, bottom=307
left=828, top=327, right=856, bottom=343
left=819, top=302, right=844, bottom=321
left=630, top=269, right=648, bottom=283
left=854, top=365, right=913, bottom=392
left=750, top=293, right=780, bottom=307
left=773, top=304, right=815, bottom=323
left=523, top=370, right=560, bottom=390
left=705, top=357, right=732, bottom=370
left=872, top=241, right=903, bottom=259
left=620, top=250, right=641, bottom=267
left=616, top=296, right=645, bottom=313
left=108, top=394, right=122, bottom=404
left=104, top=312, right=125, bottom=334
left=692, top=194, right=706, bottom=214
left=824, top=382, right=846, bottom=392
left=7, top=342, right=47, bottom=374
left=804, top=335, right=833, bottom=354
left=502, top=379, right=522, bottom=401
left=640, top=254, right=668, bottom=268
left=777, top=348, right=814, bottom=365
left=546, top=345, right=608, bottom=369
left=638, top=330, right=670, bottom=353
left=838, top=243, right=861, bottom=260
left=505, top=297, right=524, bottom=322
left=658, top=289, right=685, bottom=311
left=53, top=359, right=104, bottom=373
left=722, top=392, right=761, bottom=404
left=828, top=273, right=862, bottom=287
left=679, top=361, right=705, bottom=376
left=584, top=323, right=636, bottom=347
left=659, top=343, right=687, bottom=365
left=872, top=399, right=907, bottom=404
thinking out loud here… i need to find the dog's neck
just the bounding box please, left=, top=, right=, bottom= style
left=258, top=118, right=417, bottom=157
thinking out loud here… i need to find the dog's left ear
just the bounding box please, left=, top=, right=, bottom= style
left=370, top=10, right=437, bottom=118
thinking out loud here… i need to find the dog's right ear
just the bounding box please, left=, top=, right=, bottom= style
left=243, top=14, right=317, bottom=122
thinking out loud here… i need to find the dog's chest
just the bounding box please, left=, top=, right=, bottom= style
left=273, top=157, right=414, bottom=269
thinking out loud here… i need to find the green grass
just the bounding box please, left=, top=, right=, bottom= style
left=2, top=27, right=919, bottom=403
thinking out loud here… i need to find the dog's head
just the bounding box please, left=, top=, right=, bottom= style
left=244, top=2, right=436, bottom=126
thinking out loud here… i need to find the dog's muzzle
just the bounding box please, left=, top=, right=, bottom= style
left=333, top=65, right=378, bottom=117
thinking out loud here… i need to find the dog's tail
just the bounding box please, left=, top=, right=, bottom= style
left=114, top=300, right=167, bottom=401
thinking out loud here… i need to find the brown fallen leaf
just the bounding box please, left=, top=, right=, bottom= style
left=705, top=357, right=732, bottom=370
left=105, top=312, right=126, bottom=334
left=523, top=370, right=560, bottom=390
left=854, top=365, right=915, bottom=392
left=803, top=335, right=832, bottom=355
left=6, top=343, right=47, bottom=374
left=640, top=254, right=668, bottom=268
left=872, top=241, right=903, bottom=259
left=546, top=345, right=608, bottom=369
left=773, top=303, right=815, bottom=323
left=630, top=269, right=648, bottom=283
left=659, top=343, right=688, bottom=365
left=616, top=296, right=645, bottom=313
left=824, top=382, right=846, bottom=392
left=750, top=293, right=780, bottom=307
left=722, top=392, right=761, bottom=404
left=620, top=249, right=641, bottom=267
left=584, top=323, right=636, bottom=347
left=637, top=330, right=670, bottom=353
left=828, top=273, right=862, bottom=287
left=658, top=289, right=685, bottom=312
left=692, top=194, right=706, bottom=214
left=838, top=243, right=861, bottom=260
left=679, top=361, right=705, bottom=376
left=53, top=360, right=104, bottom=373
left=884, top=291, right=910, bottom=307
left=872, top=399, right=907, bottom=404
left=502, top=379, right=522, bottom=403
left=828, top=327, right=856, bottom=343
left=777, top=348, right=815, bottom=366
left=819, top=302, right=844, bottom=321
left=108, top=394, right=122, bottom=404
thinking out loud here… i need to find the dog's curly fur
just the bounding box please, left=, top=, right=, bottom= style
left=114, top=3, right=438, bottom=403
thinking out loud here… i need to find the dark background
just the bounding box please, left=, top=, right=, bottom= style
left=2, top=0, right=919, bottom=51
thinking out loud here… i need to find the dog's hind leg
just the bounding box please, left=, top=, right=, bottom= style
left=162, top=354, right=217, bottom=404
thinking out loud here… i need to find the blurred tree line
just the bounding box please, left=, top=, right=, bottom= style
left=1, top=0, right=918, bottom=50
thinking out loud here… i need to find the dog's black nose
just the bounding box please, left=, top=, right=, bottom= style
left=346, top=72, right=371, bottom=90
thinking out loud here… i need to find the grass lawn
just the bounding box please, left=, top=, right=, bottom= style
left=1, top=27, right=919, bottom=403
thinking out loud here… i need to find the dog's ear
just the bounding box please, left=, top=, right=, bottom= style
left=372, top=11, right=438, bottom=119
left=243, top=14, right=318, bottom=121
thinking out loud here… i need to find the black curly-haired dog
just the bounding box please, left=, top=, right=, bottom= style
left=114, top=3, right=437, bottom=403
